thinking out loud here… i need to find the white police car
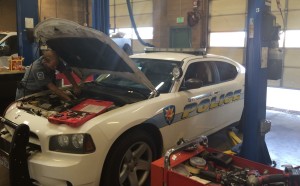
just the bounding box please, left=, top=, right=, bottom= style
left=0, top=18, right=245, bottom=186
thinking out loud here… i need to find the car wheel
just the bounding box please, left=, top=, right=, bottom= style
left=100, top=129, right=157, bottom=186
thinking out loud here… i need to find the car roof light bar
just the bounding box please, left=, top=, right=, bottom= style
left=144, top=47, right=206, bottom=55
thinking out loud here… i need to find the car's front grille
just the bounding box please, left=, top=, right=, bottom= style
left=0, top=117, right=41, bottom=154
left=0, top=121, right=38, bottom=185
left=0, top=135, right=11, bottom=154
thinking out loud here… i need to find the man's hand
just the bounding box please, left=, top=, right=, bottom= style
left=73, top=86, right=81, bottom=96
left=63, top=70, right=82, bottom=97
left=47, top=82, right=72, bottom=101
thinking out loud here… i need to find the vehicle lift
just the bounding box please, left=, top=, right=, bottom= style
left=240, top=0, right=282, bottom=165
left=16, top=0, right=39, bottom=66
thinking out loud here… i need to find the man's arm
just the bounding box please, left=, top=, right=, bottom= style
left=47, top=82, right=71, bottom=101
left=62, top=71, right=81, bottom=95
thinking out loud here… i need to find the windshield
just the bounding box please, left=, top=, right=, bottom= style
left=0, top=34, right=6, bottom=43
left=95, top=58, right=181, bottom=93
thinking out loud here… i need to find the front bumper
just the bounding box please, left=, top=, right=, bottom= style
left=0, top=116, right=100, bottom=186
left=0, top=116, right=36, bottom=186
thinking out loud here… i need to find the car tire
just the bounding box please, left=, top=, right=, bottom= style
left=100, top=128, right=157, bottom=186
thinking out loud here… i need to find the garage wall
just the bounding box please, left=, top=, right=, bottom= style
left=38, top=0, right=87, bottom=25
left=0, top=0, right=87, bottom=31
left=0, top=0, right=17, bottom=31
left=152, top=0, right=207, bottom=49
left=152, top=0, right=168, bottom=48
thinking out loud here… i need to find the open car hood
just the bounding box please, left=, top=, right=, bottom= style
left=34, top=18, right=156, bottom=93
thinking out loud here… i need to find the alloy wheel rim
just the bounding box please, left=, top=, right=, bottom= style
left=119, top=141, right=152, bottom=186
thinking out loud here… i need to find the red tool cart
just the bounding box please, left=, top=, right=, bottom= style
left=151, top=136, right=300, bottom=186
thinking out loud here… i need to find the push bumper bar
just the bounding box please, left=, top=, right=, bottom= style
left=0, top=116, right=38, bottom=186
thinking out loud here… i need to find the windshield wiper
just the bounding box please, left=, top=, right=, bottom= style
left=127, top=88, right=149, bottom=99
left=95, top=81, right=154, bottom=99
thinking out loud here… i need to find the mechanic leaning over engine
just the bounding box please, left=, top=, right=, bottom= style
left=15, top=49, right=81, bottom=101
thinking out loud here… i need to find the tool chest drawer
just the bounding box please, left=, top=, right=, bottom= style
left=151, top=136, right=289, bottom=186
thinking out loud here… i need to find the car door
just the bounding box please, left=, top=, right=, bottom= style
left=165, top=58, right=244, bottom=142
left=209, top=59, right=244, bottom=129
left=168, top=59, right=223, bottom=139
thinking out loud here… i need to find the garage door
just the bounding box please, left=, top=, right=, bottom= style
left=268, top=0, right=300, bottom=89
left=209, top=0, right=300, bottom=90
left=109, top=0, right=153, bottom=52
left=208, top=0, right=247, bottom=64
left=110, top=0, right=152, bottom=28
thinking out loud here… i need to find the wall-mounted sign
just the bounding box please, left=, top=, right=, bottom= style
left=176, top=17, right=184, bottom=24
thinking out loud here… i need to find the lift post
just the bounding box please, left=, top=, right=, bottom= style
left=92, top=0, right=110, bottom=35
left=16, top=0, right=39, bottom=65
left=240, top=0, right=275, bottom=164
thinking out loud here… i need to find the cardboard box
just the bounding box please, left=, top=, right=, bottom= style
left=9, top=56, right=24, bottom=70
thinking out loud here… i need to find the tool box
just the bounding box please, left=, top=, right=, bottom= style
left=48, top=99, right=114, bottom=127
left=151, top=136, right=300, bottom=186
left=9, top=56, right=24, bottom=71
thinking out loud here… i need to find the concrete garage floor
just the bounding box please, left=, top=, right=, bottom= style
left=208, top=109, right=300, bottom=170
left=266, top=87, right=300, bottom=168
left=266, top=110, right=300, bottom=168
left=0, top=87, right=300, bottom=185
left=209, top=87, right=300, bottom=169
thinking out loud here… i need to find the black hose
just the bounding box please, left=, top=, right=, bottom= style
left=247, top=174, right=288, bottom=186
left=125, top=0, right=154, bottom=47
left=260, top=174, right=287, bottom=184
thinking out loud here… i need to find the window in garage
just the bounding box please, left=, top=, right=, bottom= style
left=110, top=27, right=153, bottom=39
left=110, top=0, right=153, bottom=53
left=209, top=29, right=300, bottom=48
left=210, top=32, right=245, bottom=47
left=283, top=30, right=300, bottom=48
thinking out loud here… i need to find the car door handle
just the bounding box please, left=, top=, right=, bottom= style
left=211, top=91, right=219, bottom=95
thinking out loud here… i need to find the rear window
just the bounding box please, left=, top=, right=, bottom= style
left=215, top=61, right=238, bottom=82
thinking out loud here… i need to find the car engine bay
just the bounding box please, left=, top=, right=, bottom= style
left=15, top=82, right=148, bottom=121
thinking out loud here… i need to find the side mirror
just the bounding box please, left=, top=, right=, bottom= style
left=184, top=78, right=203, bottom=90
left=172, top=66, right=183, bottom=80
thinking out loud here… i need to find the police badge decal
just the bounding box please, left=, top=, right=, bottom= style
left=163, top=105, right=175, bottom=125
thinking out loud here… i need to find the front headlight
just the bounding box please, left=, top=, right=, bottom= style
left=49, top=133, right=95, bottom=154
